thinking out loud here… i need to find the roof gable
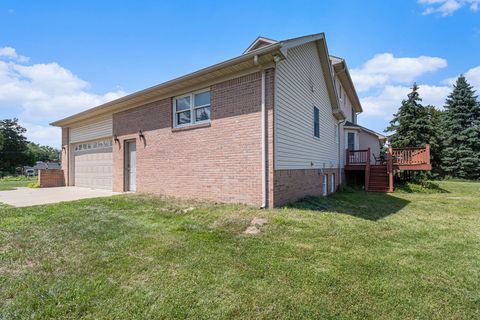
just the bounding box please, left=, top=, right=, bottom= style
left=51, top=32, right=355, bottom=127
left=278, top=33, right=345, bottom=120
left=243, top=36, right=278, bottom=54
left=331, top=56, right=362, bottom=113
left=344, top=121, right=386, bottom=140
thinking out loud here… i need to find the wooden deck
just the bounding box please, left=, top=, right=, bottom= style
left=344, top=145, right=431, bottom=192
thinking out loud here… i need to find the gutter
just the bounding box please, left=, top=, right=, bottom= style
left=51, top=42, right=283, bottom=127
left=332, top=61, right=363, bottom=113
left=261, top=69, right=267, bottom=208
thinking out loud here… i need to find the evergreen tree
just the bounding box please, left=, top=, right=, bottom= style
left=424, top=105, right=443, bottom=177
left=385, top=84, right=443, bottom=179
left=0, top=130, right=4, bottom=150
left=386, top=83, right=438, bottom=148
left=442, top=76, right=480, bottom=179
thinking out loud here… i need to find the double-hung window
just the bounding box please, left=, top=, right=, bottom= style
left=347, top=132, right=356, bottom=150
left=174, top=89, right=211, bottom=127
left=313, top=106, right=320, bottom=138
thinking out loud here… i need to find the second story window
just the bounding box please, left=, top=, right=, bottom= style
left=174, top=89, right=211, bottom=127
left=313, top=106, right=320, bottom=138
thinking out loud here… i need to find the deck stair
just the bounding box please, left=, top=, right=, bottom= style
left=368, top=165, right=390, bottom=192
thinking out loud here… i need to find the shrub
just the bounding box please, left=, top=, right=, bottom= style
left=336, top=184, right=360, bottom=193
left=27, top=182, right=40, bottom=188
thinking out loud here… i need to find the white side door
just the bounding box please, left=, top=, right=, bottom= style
left=125, top=141, right=136, bottom=192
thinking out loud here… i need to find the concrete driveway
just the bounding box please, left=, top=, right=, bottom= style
left=0, top=187, right=119, bottom=207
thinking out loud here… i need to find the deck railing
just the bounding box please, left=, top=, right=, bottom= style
left=346, top=149, right=369, bottom=165
left=346, top=145, right=431, bottom=167
left=391, top=145, right=430, bottom=165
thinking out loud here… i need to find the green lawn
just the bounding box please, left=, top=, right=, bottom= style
left=1, top=181, right=479, bottom=319
left=0, top=176, right=37, bottom=190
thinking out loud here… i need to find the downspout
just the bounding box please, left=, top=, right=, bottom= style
left=338, top=119, right=346, bottom=184
left=255, top=54, right=267, bottom=208
left=67, top=127, right=71, bottom=186
left=261, top=69, right=267, bottom=208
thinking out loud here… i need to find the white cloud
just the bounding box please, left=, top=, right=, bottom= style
left=0, top=47, right=29, bottom=63
left=464, top=66, right=480, bottom=90
left=353, top=53, right=479, bottom=133
left=351, top=52, right=451, bottom=123
left=361, top=86, right=411, bottom=117
left=419, top=0, right=480, bottom=16
left=361, top=84, right=451, bottom=119
left=445, top=65, right=480, bottom=92
left=20, top=122, right=61, bottom=148
left=0, top=47, right=127, bottom=147
left=351, top=53, right=447, bottom=92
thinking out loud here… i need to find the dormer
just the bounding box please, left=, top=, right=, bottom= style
left=243, top=36, right=278, bottom=54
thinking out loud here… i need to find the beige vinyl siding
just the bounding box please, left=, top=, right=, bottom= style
left=70, top=117, right=113, bottom=143
left=336, top=75, right=355, bottom=168
left=275, top=42, right=340, bottom=170
left=337, top=77, right=354, bottom=123
left=359, top=131, right=381, bottom=164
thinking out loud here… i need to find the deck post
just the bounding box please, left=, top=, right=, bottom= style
left=388, top=146, right=394, bottom=192
left=346, top=149, right=349, bottom=166
left=365, top=148, right=371, bottom=191
left=426, top=144, right=431, bottom=164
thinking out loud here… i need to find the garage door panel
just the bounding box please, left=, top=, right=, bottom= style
left=73, top=139, right=113, bottom=190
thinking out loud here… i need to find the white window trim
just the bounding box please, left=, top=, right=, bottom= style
left=173, top=88, right=211, bottom=128
left=345, top=131, right=359, bottom=150
left=331, top=173, right=335, bottom=193
left=323, top=174, right=328, bottom=196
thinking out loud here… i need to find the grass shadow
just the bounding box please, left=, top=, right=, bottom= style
left=287, top=191, right=411, bottom=221
left=394, top=181, right=450, bottom=194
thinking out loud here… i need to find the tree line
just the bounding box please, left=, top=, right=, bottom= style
left=386, top=76, right=480, bottom=180
left=0, top=119, right=60, bottom=176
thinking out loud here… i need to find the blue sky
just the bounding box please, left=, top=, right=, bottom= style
left=0, top=0, right=479, bottom=147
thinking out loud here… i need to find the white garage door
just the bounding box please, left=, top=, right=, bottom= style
left=73, top=139, right=113, bottom=189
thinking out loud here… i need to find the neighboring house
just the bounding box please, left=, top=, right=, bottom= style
left=23, top=162, right=62, bottom=176
left=51, top=33, right=423, bottom=207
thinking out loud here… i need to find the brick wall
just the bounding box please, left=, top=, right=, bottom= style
left=274, top=168, right=341, bottom=206
left=39, top=169, right=65, bottom=188
left=112, top=70, right=275, bottom=206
